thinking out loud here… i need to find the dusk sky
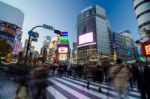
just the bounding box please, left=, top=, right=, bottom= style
left=1, top=0, right=140, bottom=52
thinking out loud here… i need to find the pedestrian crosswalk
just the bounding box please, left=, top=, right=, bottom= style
left=0, top=77, right=16, bottom=99
left=47, top=77, right=140, bottom=99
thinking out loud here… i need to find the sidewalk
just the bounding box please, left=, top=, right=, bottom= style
left=0, top=76, right=16, bottom=99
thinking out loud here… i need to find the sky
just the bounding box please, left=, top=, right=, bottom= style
left=0, top=0, right=140, bottom=52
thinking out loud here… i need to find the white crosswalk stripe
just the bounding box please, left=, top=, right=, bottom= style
left=55, top=78, right=115, bottom=99
left=47, top=77, right=141, bottom=99
left=74, top=77, right=139, bottom=96
left=63, top=77, right=140, bottom=99
left=47, top=86, right=68, bottom=99
left=49, top=78, right=91, bottom=99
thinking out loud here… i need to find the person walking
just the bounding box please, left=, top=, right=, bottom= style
left=102, top=62, right=109, bottom=82
left=109, top=59, right=130, bottom=99
left=31, top=67, right=49, bottom=99
left=134, top=61, right=150, bottom=99
left=14, top=77, right=29, bottom=99
left=83, top=63, right=93, bottom=89
left=93, top=64, right=104, bottom=92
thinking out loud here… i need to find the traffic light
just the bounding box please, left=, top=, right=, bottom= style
left=54, top=30, right=61, bottom=34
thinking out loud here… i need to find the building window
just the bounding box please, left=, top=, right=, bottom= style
left=134, top=0, right=150, bottom=10
left=139, top=20, right=150, bottom=29
left=137, top=9, right=150, bottom=19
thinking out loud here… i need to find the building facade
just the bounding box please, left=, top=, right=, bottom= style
left=112, top=32, right=127, bottom=61
left=120, top=30, right=136, bottom=61
left=112, top=30, right=136, bottom=62
left=0, top=1, right=24, bottom=62
left=72, top=42, right=77, bottom=64
left=132, top=0, right=150, bottom=41
left=77, top=5, right=111, bottom=63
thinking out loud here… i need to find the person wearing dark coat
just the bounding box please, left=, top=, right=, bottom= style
left=134, top=62, right=150, bottom=99
left=93, top=64, right=104, bottom=92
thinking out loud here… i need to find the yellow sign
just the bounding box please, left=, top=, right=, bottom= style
left=50, top=36, right=60, bottom=48
left=6, top=53, right=11, bottom=63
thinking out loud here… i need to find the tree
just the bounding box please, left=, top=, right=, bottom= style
left=0, top=39, right=12, bottom=61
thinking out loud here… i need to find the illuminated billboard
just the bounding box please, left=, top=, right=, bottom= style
left=145, top=44, right=150, bottom=55
left=58, top=47, right=68, bottom=53
left=141, top=40, right=150, bottom=57
left=79, top=32, right=94, bottom=45
left=59, top=54, right=67, bottom=61
left=50, top=36, right=59, bottom=48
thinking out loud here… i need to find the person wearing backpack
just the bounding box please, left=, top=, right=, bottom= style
left=109, top=59, right=130, bottom=99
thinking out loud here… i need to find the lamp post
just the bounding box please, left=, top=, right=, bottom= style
left=24, top=24, right=60, bottom=65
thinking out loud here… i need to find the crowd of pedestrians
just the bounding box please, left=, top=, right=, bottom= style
left=49, top=59, right=150, bottom=99
left=1, top=59, right=150, bottom=99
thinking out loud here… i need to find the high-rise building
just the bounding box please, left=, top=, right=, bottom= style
left=77, top=4, right=112, bottom=63
left=112, top=30, right=136, bottom=62
left=112, top=32, right=127, bottom=61
left=132, top=0, right=150, bottom=41
left=120, top=30, right=136, bottom=61
left=72, top=42, right=77, bottom=63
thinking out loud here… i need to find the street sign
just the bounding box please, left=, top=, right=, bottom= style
left=43, top=24, right=54, bottom=30
left=28, top=31, right=33, bottom=36
left=28, top=31, right=39, bottom=38
left=31, top=38, right=38, bottom=42
left=46, top=36, right=51, bottom=41
left=32, top=32, right=39, bottom=38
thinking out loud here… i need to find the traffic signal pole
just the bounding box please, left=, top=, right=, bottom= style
left=24, top=26, right=43, bottom=65
left=24, top=25, right=61, bottom=65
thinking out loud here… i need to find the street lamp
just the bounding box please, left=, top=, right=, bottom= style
left=24, top=24, right=61, bottom=65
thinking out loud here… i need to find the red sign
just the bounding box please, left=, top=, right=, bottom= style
left=141, top=40, right=150, bottom=57
left=58, top=47, right=68, bottom=53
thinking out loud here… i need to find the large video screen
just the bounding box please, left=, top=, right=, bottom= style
left=79, top=32, right=93, bottom=45
left=50, top=36, right=59, bottom=48
left=145, top=44, right=150, bottom=55
left=58, top=47, right=68, bottom=53
left=59, top=54, right=67, bottom=61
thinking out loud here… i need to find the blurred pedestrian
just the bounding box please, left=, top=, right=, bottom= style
left=93, top=64, right=104, bottom=92
left=83, top=64, right=93, bottom=89
left=109, top=59, right=130, bottom=99
left=134, top=61, right=150, bottom=99
left=67, top=63, right=72, bottom=76
left=31, top=67, right=49, bottom=99
left=52, top=64, right=56, bottom=75
left=14, top=77, right=29, bottom=99
left=102, top=62, right=109, bottom=82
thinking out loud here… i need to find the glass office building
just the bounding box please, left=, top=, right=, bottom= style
left=77, top=5, right=111, bottom=63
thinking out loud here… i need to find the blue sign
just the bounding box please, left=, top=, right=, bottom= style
left=46, top=36, right=51, bottom=40
left=28, top=31, right=39, bottom=38
left=32, top=32, right=39, bottom=38
left=28, top=31, right=33, bottom=36
left=60, top=32, right=68, bottom=36
left=0, top=31, right=15, bottom=41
